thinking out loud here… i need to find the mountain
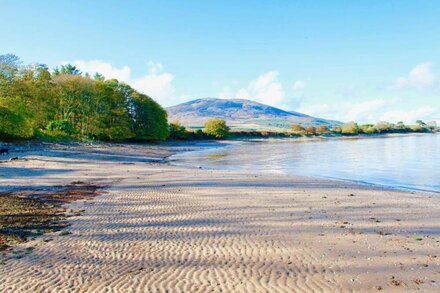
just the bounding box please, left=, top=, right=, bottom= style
left=166, top=98, right=341, bottom=130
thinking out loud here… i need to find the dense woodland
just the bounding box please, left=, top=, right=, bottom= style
left=0, top=54, right=168, bottom=141
left=0, top=54, right=438, bottom=142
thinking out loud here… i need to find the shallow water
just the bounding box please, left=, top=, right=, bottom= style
left=172, top=134, right=440, bottom=193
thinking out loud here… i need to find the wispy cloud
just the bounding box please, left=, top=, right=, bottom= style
left=298, top=98, right=439, bottom=124
left=392, top=62, right=436, bottom=90
left=292, top=80, right=306, bottom=91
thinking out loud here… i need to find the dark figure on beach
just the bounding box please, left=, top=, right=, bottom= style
left=0, top=148, right=9, bottom=155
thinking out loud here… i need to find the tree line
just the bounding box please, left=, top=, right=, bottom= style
left=290, top=120, right=438, bottom=136
left=0, top=54, right=168, bottom=141
left=1, top=54, right=438, bottom=142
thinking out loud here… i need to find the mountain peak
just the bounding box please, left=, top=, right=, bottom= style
left=166, top=98, right=340, bottom=130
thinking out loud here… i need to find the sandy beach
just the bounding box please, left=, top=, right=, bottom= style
left=0, top=142, right=439, bottom=292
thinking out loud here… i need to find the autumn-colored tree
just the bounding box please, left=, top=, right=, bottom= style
left=291, top=124, right=306, bottom=134
left=316, top=125, right=329, bottom=134
left=305, top=126, right=316, bottom=135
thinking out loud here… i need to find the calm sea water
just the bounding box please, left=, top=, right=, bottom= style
left=172, top=134, right=440, bottom=193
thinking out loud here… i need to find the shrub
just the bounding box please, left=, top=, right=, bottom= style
left=169, top=121, right=188, bottom=140
left=46, top=120, right=74, bottom=134
left=340, top=122, right=360, bottom=135
left=376, top=122, right=394, bottom=133
left=360, top=124, right=378, bottom=134
left=332, top=125, right=342, bottom=134
left=316, top=125, right=329, bottom=134
left=409, top=124, right=425, bottom=132
left=291, top=124, right=306, bottom=134
left=305, top=126, right=316, bottom=135
left=204, top=118, right=229, bottom=139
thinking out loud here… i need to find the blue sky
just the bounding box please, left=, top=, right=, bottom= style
left=2, top=1, right=439, bottom=123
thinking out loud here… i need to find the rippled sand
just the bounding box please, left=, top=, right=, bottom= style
left=0, top=143, right=439, bottom=292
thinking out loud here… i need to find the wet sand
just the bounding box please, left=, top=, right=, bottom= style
left=0, top=143, right=439, bottom=292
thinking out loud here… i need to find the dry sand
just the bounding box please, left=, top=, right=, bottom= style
left=0, top=142, right=439, bottom=292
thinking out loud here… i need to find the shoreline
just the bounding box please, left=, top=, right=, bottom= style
left=1, top=142, right=439, bottom=291
left=169, top=134, right=440, bottom=195
left=227, top=131, right=438, bottom=143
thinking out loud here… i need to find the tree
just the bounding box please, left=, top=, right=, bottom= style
left=0, top=54, right=21, bottom=78
left=0, top=54, right=170, bottom=142
left=360, top=124, right=378, bottom=134
left=291, top=124, right=306, bottom=134
left=53, top=64, right=81, bottom=76
left=204, top=118, right=229, bottom=139
left=416, top=120, right=427, bottom=127
left=376, top=122, right=394, bottom=133
left=427, top=121, right=438, bottom=131
left=0, top=106, right=32, bottom=139
left=340, top=122, right=360, bottom=135
left=305, top=126, right=316, bottom=135
left=169, top=121, right=188, bottom=140
left=316, top=125, right=329, bottom=134
left=53, top=74, right=94, bottom=136
left=127, top=91, right=169, bottom=141
left=332, top=125, right=342, bottom=134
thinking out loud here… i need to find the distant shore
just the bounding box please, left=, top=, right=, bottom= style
left=225, top=130, right=439, bottom=142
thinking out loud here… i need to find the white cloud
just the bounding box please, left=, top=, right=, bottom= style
left=379, top=106, right=437, bottom=123
left=292, top=80, right=306, bottom=91
left=392, top=62, right=436, bottom=89
left=226, top=71, right=303, bottom=109
left=246, top=71, right=285, bottom=106
left=298, top=98, right=439, bottom=124
left=72, top=60, right=131, bottom=82
left=69, top=60, right=176, bottom=106
left=131, top=62, right=175, bottom=104
left=298, top=99, right=387, bottom=123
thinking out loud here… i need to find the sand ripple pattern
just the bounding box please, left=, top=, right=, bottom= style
left=0, top=171, right=342, bottom=292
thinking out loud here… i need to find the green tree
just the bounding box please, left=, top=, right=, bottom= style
left=127, top=90, right=169, bottom=141
left=169, top=121, right=188, bottom=140
left=204, top=118, right=229, bottom=139
left=0, top=54, right=21, bottom=78
left=53, top=64, right=81, bottom=76
left=0, top=54, right=169, bottom=142
left=0, top=106, right=32, bottom=139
